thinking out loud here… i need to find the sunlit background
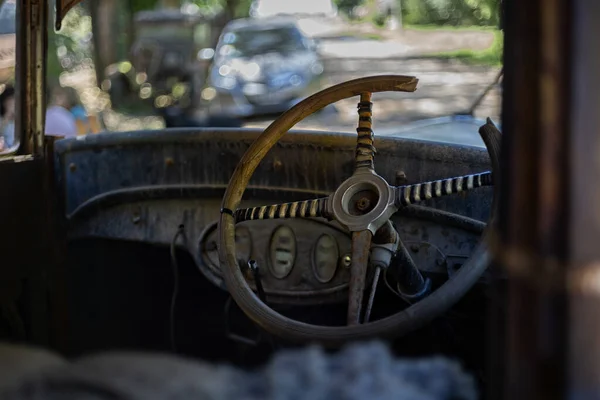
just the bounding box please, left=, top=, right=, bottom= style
left=1, top=0, right=502, bottom=135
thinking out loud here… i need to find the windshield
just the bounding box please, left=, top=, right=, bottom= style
left=218, top=26, right=306, bottom=58
left=0, top=0, right=503, bottom=150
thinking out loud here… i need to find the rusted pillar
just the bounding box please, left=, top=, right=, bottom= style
left=497, top=0, right=600, bottom=398
left=497, top=0, right=571, bottom=398
left=567, top=1, right=600, bottom=397
left=15, top=0, right=47, bottom=157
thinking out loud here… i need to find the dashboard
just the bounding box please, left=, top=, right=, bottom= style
left=197, top=207, right=484, bottom=305
left=55, top=128, right=493, bottom=305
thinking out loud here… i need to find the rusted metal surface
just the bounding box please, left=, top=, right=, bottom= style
left=54, top=129, right=492, bottom=220
left=15, top=0, right=47, bottom=157
left=64, top=192, right=486, bottom=301
left=55, top=127, right=492, bottom=310
left=495, top=0, right=572, bottom=398
left=347, top=230, right=372, bottom=325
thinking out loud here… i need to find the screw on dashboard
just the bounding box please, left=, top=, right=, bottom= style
left=342, top=254, right=352, bottom=268
left=396, top=170, right=407, bottom=185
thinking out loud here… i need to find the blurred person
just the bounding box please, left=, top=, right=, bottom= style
left=0, top=84, right=15, bottom=151
left=49, top=85, right=102, bottom=135
left=45, top=85, right=78, bottom=138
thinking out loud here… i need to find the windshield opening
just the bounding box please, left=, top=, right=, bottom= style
left=1, top=0, right=503, bottom=147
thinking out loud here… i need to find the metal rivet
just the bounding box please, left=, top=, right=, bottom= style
left=69, top=163, right=76, bottom=172
left=396, top=170, right=407, bottom=184
left=342, top=254, right=352, bottom=268
left=132, top=212, right=141, bottom=224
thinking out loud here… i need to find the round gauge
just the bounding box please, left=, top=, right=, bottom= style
left=234, top=226, right=252, bottom=263
left=200, top=222, right=252, bottom=269
left=312, top=234, right=339, bottom=283
left=268, top=225, right=296, bottom=279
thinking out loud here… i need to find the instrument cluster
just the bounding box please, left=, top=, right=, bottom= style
left=198, top=218, right=353, bottom=304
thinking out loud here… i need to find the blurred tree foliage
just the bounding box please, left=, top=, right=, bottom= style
left=129, top=0, right=250, bottom=17
left=129, top=0, right=160, bottom=13
left=47, top=5, right=93, bottom=86
left=334, top=0, right=499, bottom=27
left=334, top=0, right=363, bottom=16
left=402, top=0, right=499, bottom=26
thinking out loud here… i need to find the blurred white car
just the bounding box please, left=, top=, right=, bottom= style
left=249, top=0, right=338, bottom=18
left=200, top=17, right=324, bottom=119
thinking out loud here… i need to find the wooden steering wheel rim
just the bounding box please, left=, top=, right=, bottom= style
left=218, top=75, right=496, bottom=346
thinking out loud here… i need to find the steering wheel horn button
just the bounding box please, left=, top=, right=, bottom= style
left=330, top=171, right=397, bottom=234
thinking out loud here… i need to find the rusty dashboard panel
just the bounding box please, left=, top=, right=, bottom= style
left=54, top=128, right=493, bottom=304
left=199, top=218, right=353, bottom=304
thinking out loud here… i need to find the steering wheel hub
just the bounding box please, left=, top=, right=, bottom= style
left=330, top=170, right=395, bottom=233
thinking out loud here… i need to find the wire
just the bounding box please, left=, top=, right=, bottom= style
left=169, top=224, right=185, bottom=353
left=383, top=268, right=412, bottom=306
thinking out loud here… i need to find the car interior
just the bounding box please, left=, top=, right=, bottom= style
left=1, top=0, right=597, bottom=399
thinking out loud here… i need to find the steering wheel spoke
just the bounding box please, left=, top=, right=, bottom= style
left=347, top=229, right=373, bottom=325
left=355, top=92, right=376, bottom=172
left=394, top=171, right=492, bottom=207
left=234, top=197, right=331, bottom=223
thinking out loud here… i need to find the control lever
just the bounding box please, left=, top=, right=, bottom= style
left=392, top=241, right=431, bottom=302
left=364, top=222, right=432, bottom=322
left=363, top=222, right=400, bottom=323
left=248, top=260, right=267, bottom=303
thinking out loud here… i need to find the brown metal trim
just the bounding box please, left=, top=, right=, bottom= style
left=15, top=0, right=48, bottom=157
left=55, top=0, right=80, bottom=30
left=496, top=0, right=572, bottom=398
left=489, top=231, right=600, bottom=295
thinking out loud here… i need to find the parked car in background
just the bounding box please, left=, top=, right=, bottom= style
left=197, top=17, right=325, bottom=120
left=102, top=7, right=214, bottom=116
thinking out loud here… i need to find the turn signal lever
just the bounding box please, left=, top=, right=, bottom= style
left=363, top=222, right=431, bottom=322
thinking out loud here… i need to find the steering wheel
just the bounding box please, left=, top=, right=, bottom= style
left=218, top=75, right=499, bottom=346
